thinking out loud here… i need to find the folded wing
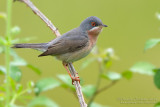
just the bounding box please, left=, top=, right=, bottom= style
left=38, top=34, right=88, bottom=57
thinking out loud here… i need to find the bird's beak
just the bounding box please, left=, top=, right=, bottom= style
left=102, top=24, right=108, bottom=27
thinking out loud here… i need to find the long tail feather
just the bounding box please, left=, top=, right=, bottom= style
left=12, top=43, right=48, bottom=52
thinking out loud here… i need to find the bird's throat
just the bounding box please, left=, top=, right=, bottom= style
left=87, top=26, right=102, bottom=46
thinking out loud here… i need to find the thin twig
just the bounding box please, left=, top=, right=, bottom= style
left=87, top=60, right=103, bottom=106
left=17, top=0, right=61, bottom=37
left=68, top=63, right=87, bottom=107
left=88, top=57, right=118, bottom=106
left=96, top=80, right=118, bottom=94
left=15, top=0, right=87, bottom=107
left=88, top=81, right=118, bottom=107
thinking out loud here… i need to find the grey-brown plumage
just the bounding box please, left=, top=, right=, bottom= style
left=12, top=43, right=48, bottom=49
left=12, top=16, right=107, bottom=63
left=38, top=28, right=88, bottom=57
left=12, top=16, right=107, bottom=83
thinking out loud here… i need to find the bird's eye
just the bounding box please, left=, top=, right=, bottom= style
left=91, top=22, right=96, bottom=26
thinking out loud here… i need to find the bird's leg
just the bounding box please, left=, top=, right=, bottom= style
left=62, top=62, right=80, bottom=84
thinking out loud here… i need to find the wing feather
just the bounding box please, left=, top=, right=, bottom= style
left=39, top=28, right=88, bottom=57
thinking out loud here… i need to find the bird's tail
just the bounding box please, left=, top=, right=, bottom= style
left=12, top=43, right=48, bottom=52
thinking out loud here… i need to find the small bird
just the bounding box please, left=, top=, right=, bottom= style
left=12, top=16, right=107, bottom=84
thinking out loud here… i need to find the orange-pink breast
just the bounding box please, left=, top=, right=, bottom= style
left=87, top=26, right=103, bottom=48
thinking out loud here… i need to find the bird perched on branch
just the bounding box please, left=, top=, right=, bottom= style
left=12, top=16, right=107, bottom=84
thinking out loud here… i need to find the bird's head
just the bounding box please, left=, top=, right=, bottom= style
left=80, top=16, right=107, bottom=35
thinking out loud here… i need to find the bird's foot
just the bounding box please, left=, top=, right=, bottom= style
left=62, top=62, right=80, bottom=85
left=71, top=76, right=80, bottom=85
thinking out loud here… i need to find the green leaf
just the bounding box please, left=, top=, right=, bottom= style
left=11, top=26, right=21, bottom=36
left=101, top=72, right=122, bottom=80
left=27, top=64, right=41, bottom=75
left=27, top=81, right=34, bottom=89
left=11, top=38, right=20, bottom=44
left=0, top=92, right=5, bottom=102
left=0, top=85, right=5, bottom=92
left=105, top=60, right=112, bottom=68
left=90, top=102, right=109, bottom=107
left=11, top=50, right=41, bottom=75
left=156, top=12, right=160, bottom=20
left=57, top=74, right=75, bottom=90
left=122, top=70, right=133, bottom=80
left=34, top=78, right=60, bottom=95
left=10, top=78, right=16, bottom=91
left=81, top=58, right=95, bottom=70
left=130, top=62, right=155, bottom=75
left=10, top=49, right=18, bottom=58
left=28, top=96, right=59, bottom=107
left=10, top=66, right=22, bottom=82
left=155, top=102, right=160, bottom=107
left=16, top=84, right=23, bottom=93
left=154, top=70, right=160, bottom=89
left=82, top=85, right=96, bottom=98
left=0, top=47, right=4, bottom=54
left=0, top=12, right=6, bottom=20
left=0, top=36, right=7, bottom=45
left=144, top=39, right=160, bottom=51
left=10, top=50, right=27, bottom=66
left=11, top=57, right=27, bottom=66
left=0, top=66, right=6, bottom=75
left=153, top=68, right=160, bottom=73
left=9, top=104, right=23, bottom=107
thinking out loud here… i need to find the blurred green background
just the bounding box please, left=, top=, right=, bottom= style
left=1, top=0, right=160, bottom=107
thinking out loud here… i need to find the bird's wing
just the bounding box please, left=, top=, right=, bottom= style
left=38, top=34, right=88, bottom=57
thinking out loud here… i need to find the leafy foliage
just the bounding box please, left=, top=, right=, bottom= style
left=90, top=102, right=109, bottom=107
left=57, top=74, right=75, bottom=90
left=154, top=69, right=160, bottom=89
left=10, top=65, right=22, bottom=82
left=101, top=72, right=122, bottom=80
left=35, top=78, right=60, bottom=95
left=156, top=12, right=160, bottom=20
left=0, top=12, right=6, bottom=20
left=122, top=71, right=133, bottom=80
left=0, top=66, right=6, bottom=75
left=155, top=102, right=160, bottom=107
left=0, top=36, right=7, bottom=45
left=143, top=14, right=160, bottom=104
left=27, top=64, right=41, bottom=75
left=80, top=58, right=95, bottom=70
left=82, top=85, right=96, bottom=98
left=0, top=10, right=60, bottom=106
left=11, top=26, right=21, bottom=35
left=144, top=39, right=160, bottom=51
left=28, top=96, right=59, bottom=107
left=130, top=62, right=155, bottom=75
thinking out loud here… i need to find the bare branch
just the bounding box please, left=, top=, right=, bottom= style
left=18, top=0, right=61, bottom=37
left=96, top=80, right=118, bottom=94
left=68, top=63, right=87, bottom=107
left=87, top=61, right=103, bottom=106
left=88, top=80, right=118, bottom=107
left=15, top=0, right=87, bottom=106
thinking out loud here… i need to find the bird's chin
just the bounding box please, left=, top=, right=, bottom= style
left=88, top=26, right=103, bottom=36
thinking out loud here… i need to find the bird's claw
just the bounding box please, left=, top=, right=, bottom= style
left=71, top=76, right=80, bottom=85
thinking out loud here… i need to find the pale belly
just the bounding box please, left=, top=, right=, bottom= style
left=56, top=43, right=94, bottom=63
